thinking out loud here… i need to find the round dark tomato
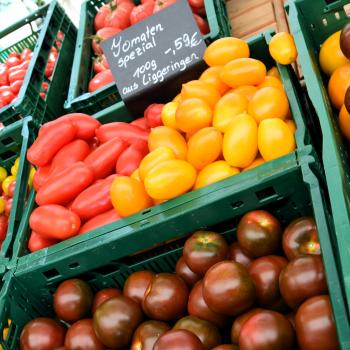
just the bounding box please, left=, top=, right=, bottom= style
left=142, top=273, right=189, bottom=321
left=93, top=295, right=143, bottom=349
left=227, top=242, right=254, bottom=269
left=174, top=316, right=221, bottom=350
left=282, top=217, right=320, bottom=260
left=123, top=270, right=154, bottom=305
left=237, top=210, right=282, bottom=257
left=53, top=279, right=93, bottom=323
left=345, top=85, right=350, bottom=114
left=248, top=255, right=288, bottom=310
left=279, top=255, right=327, bottom=309
left=176, top=256, right=201, bottom=287
left=92, top=288, right=122, bottom=314
left=286, top=312, right=296, bottom=330
left=239, top=310, right=295, bottom=350
left=64, top=319, right=104, bottom=350
left=295, top=295, right=339, bottom=350
left=20, top=317, right=65, bottom=350
left=153, top=329, right=204, bottom=350
left=183, top=231, right=228, bottom=276
left=212, top=346, right=239, bottom=350
left=187, top=280, right=227, bottom=327
left=341, top=22, right=350, bottom=59
left=203, top=261, right=255, bottom=316
left=130, top=320, right=170, bottom=350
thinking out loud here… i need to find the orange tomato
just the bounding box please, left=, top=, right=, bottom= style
left=339, top=104, right=350, bottom=141
left=148, top=126, right=187, bottom=160
left=269, top=32, right=297, bottom=65
left=203, top=37, right=250, bottom=66
left=286, top=119, right=296, bottom=134
left=131, top=168, right=141, bottom=181
left=258, top=118, right=296, bottom=161
left=144, top=159, right=197, bottom=200
left=232, top=85, right=258, bottom=101
left=194, top=160, right=239, bottom=189
left=199, top=66, right=229, bottom=95
left=220, top=58, right=266, bottom=88
left=242, top=157, right=265, bottom=171
left=258, top=76, right=284, bottom=91
left=267, top=66, right=281, bottom=80
left=176, top=98, right=213, bottom=133
left=110, top=176, right=153, bottom=217
left=213, top=92, right=248, bottom=132
left=153, top=198, right=167, bottom=205
left=161, top=101, right=179, bottom=130
left=181, top=80, right=221, bottom=108
left=328, top=63, right=350, bottom=110
left=173, top=93, right=182, bottom=103
left=248, top=86, right=289, bottom=123
left=222, top=113, right=258, bottom=168
left=187, top=127, right=223, bottom=170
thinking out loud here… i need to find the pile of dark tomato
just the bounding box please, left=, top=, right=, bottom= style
left=19, top=210, right=339, bottom=350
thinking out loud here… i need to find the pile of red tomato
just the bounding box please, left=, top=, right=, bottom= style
left=19, top=210, right=339, bottom=350
left=88, top=0, right=209, bottom=93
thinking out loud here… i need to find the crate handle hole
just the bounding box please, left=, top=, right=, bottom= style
left=0, top=137, right=14, bottom=146
left=322, top=18, right=328, bottom=26
left=142, top=209, right=151, bottom=215
left=68, top=262, right=80, bottom=269
left=42, top=268, right=61, bottom=280
left=255, top=186, right=277, bottom=201
left=344, top=4, right=350, bottom=16
left=310, top=23, right=316, bottom=30
left=335, top=12, right=340, bottom=20
left=231, top=201, right=244, bottom=209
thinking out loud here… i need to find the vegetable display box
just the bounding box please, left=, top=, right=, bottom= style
left=286, top=0, right=350, bottom=316
left=64, top=0, right=231, bottom=115
left=0, top=0, right=76, bottom=128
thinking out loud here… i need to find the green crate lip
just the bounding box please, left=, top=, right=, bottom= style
left=64, top=0, right=231, bottom=113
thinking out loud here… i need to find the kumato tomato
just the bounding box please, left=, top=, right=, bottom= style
left=258, top=76, right=284, bottom=91
left=153, top=329, right=204, bottom=350
left=123, top=270, right=154, bottom=306
left=227, top=242, right=254, bottom=268
left=242, top=157, right=265, bottom=172
left=199, top=66, right=229, bottom=94
left=269, top=32, right=297, bottom=65
left=161, top=101, right=179, bottom=130
left=92, top=288, right=122, bottom=314
left=339, top=104, right=350, bottom=140
left=203, top=37, right=250, bottom=67
left=328, top=63, right=350, bottom=109
left=345, top=85, right=350, bottom=113
left=181, top=80, right=221, bottom=108
left=341, top=23, right=350, bottom=59
left=176, top=256, right=201, bottom=287
left=232, top=85, right=257, bottom=101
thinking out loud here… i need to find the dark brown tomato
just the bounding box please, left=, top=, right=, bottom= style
left=237, top=210, right=282, bottom=258
left=93, top=295, right=143, bottom=349
left=54, top=279, right=93, bottom=323
left=282, top=217, right=320, bottom=261
left=340, top=22, right=350, bottom=59
left=346, top=85, right=350, bottom=114
left=142, top=273, right=189, bottom=321
left=174, top=316, right=221, bottom=350
left=187, top=280, right=227, bottom=327
left=296, top=295, right=339, bottom=350
left=92, top=288, right=122, bottom=314
left=183, top=231, right=229, bottom=275
left=248, top=255, right=288, bottom=310
left=203, top=261, right=256, bottom=316
left=279, top=255, right=328, bottom=310
left=130, top=320, right=170, bottom=350
left=227, top=242, right=254, bottom=269
left=231, top=308, right=264, bottom=344
left=286, top=312, right=296, bottom=330
left=123, top=270, right=154, bottom=305
left=20, top=317, right=65, bottom=350
left=153, top=329, right=204, bottom=350
left=64, top=319, right=104, bottom=350
left=212, top=346, right=239, bottom=350
left=239, top=310, right=295, bottom=350
left=176, top=256, right=201, bottom=287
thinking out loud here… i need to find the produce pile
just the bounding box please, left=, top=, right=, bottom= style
left=19, top=211, right=339, bottom=350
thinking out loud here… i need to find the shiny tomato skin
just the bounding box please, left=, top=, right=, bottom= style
left=20, top=48, right=32, bottom=61
left=6, top=56, right=21, bottom=68
left=92, top=27, right=121, bottom=55
left=4, top=197, right=12, bottom=216
left=0, top=64, right=8, bottom=86
left=183, top=231, right=228, bottom=276
left=153, top=329, right=204, bottom=350
left=20, top=317, right=65, bottom=350
left=105, top=2, right=134, bottom=29
left=33, top=165, right=52, bottom=191
left=10, top=79, right=23, bottom=94
left=123, top=270, right=154, bottom=306
left=228, top=242, right=254, bottom=268
left=92, top=288, right=122, bottom=314
left=8, top=68, right=26, bottom=84
left=295, top=295, right=339, bottom=350
left=78, top=209, right=121, bottom=235
left=144, top=103, right=164, bottom=128
left=64, top=319, right=104, bottom=350
left=88, top=69, right=114, bottom=92
left=130, top=1, right=155, bottom=25
left=0, top=215, right=8, bottom=241
left=54, top=279, right=93, bottom=323
left=176, top=256, right=201, bottom=287
left=279, top=255, right=328, bottom=310
left=130, top=117, right=149, bottom=130
left=142, top=273, right=189, bottom=321
left=237, top=210, right=282, bottom=257
left=28, top=231, right=58, bottom=252
left=193, top=14, right=209, bottom=35
left=65, top=113, right=101, bottom=140
left=94, top=4, right=110, bottom=31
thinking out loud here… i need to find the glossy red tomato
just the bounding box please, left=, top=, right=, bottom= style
left=193, top=14, right=209, bottom=35
left=144, top=103, right=164, bottom=127
left=0, top=64, right=8, bottom=86
left=227, top=242, right=254, bottom=268
left=6, top=56, right=21, bottom=68
left=28, top=231, right=58, bottom=252
left=0, top=88, right=15, bottom=104
left=123, top=270, right=154, bottom=305
left=94, top=4, right=111, bottom=31
left=54, top=279, right=93, bottom=323
left=64, top=113, right=101, bottom=140
left=8, top=68, right=26, bottom=84
left=153, top=329, right=204, bottom=350
left=0, top=215, right=8, bottom=241
left=130, top=1, right=155, bottom=25
left=176, top=256, right=201, bottom=287
left=7, top=180, right=16, bottom=198
left=130, top=117, right=149, bottom=130
left=183, top=231, right=228, bottom=275
left=78, top=209, right=121, bottom=235
left=105, top=2, right=134, bottom=29
left=92, top=288, right=122, bottom=314
left=4, top=197, right=12, bottom=216
left=92, top=27, right=122, bottom=55
left=88, top=69, right=114, bottom=92
left=142, top=273, right=189, bottom=321
left=20, top=317, right=65, bottom=350
left=20, top=48, right=32, bottom=61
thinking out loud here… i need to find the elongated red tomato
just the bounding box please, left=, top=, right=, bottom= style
left=78, top=209, right=122, bottom=235
left=88, top=69, right=114, bottom=92
left=29, top=205, right=81, bottom=240
left=96, top=122, right=149, bottom=144
left=8, top=69, right=26, bottom=84
left=28, top=231, right=58, bottom=252
left=0, top=64, right=9, bottom=86
left=84, top=137, right=127, bottom=179
left=33, top=164, right=52, bottom=191
left=6, top=56, right=21, bottom=69
left=10, top=79, right=23, bottom=94
left=63, top=113, right=101, bottom=139
left=0, top=90, right=15, bottom=104
left=71, top=175, right=116, bottom=221
left=36, top=162, right=94, bottom=206
left=130, top=117, right=149, bottom=130
left=116, top=140, right=149, bottom=176
left=144, top=104, right=164, bottom=127
left=8, top=59, right=29, bottom=73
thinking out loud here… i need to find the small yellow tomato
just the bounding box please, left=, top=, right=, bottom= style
left=242, top=157, right=265, bottom=172
left=187, top=127, right=223, bottom=170
left=232, top=85, right=258, bottom=101
left=131, top=169, right=141, bottom=181
left=258, top=76, right=284, bottom=91
left=204, top=37, right=250, bottom=66
left=194, top=160, right=239, bottom=189
left=144, top=160, right=197, bottom=200
left=148, top=126, right=187, bottom=160
left=258, top=118, right=296, bottom=161
left=267, top=66, right=281, bottom=80
left=213, top=92, right=248, bottom=132
left=110, top=176, right=153, bottom=217
left=139, top=147, right=176, bottom=181
left=14, top=157, right=20, bottom=169
left=223, top=113, right=258, bottom=168
left=28, top=166, right=36, bottom=188
left=286, top=119, right=296, bottom=134
left=11, top=165, right=17, bottom=176
left=0, top=167, right=7, bottom=184
left=2, top=176, right=15, bottom=196
left=0, top=196, right=5, bottom=214
left=181, top=80, right=221, bottom=108
left=161, top=101, right=179, bottom=130
left=199, top=66, right=229, bottom=94
left=173, top=93, right=182, bottom=103
left=269, top=32, right=298, bottom=65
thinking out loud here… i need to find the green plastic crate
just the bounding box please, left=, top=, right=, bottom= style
left=286, top=0, right=350, bottom=316
left=64, top=0, right=232, bottom=115
left=0, top=0, right=77, bottom=128
left=0, top=155, right=349, bottom=349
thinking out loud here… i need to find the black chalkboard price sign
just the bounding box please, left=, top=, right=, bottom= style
left=101, top=0, right=207, bottom=116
